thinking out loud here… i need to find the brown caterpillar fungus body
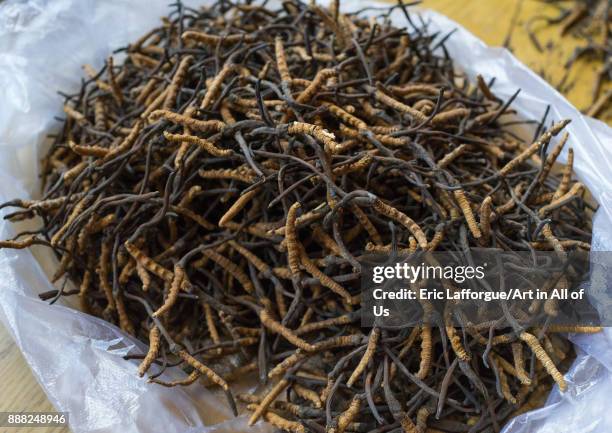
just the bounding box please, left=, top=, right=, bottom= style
left=0, top=0, right=598, bottom=432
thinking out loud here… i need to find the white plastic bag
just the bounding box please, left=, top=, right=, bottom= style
left=1, top=1, right=611, bottom=432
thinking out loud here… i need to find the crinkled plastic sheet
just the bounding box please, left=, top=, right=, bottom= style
left=0, top=0, right=611, bottom=432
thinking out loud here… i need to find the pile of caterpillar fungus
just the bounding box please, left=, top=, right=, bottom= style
left=0, top=0, right=599, bottom=432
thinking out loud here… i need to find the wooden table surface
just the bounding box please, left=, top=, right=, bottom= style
left=0, top=323, right=68, bottom=433
left=426, top=0, right=611, bottom=124
left=0, top=1, right=608, bottom=432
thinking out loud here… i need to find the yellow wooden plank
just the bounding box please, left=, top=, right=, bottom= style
left=421, top=0, right=611, bottom=123
left=0, top=323, right=70, bottom=433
